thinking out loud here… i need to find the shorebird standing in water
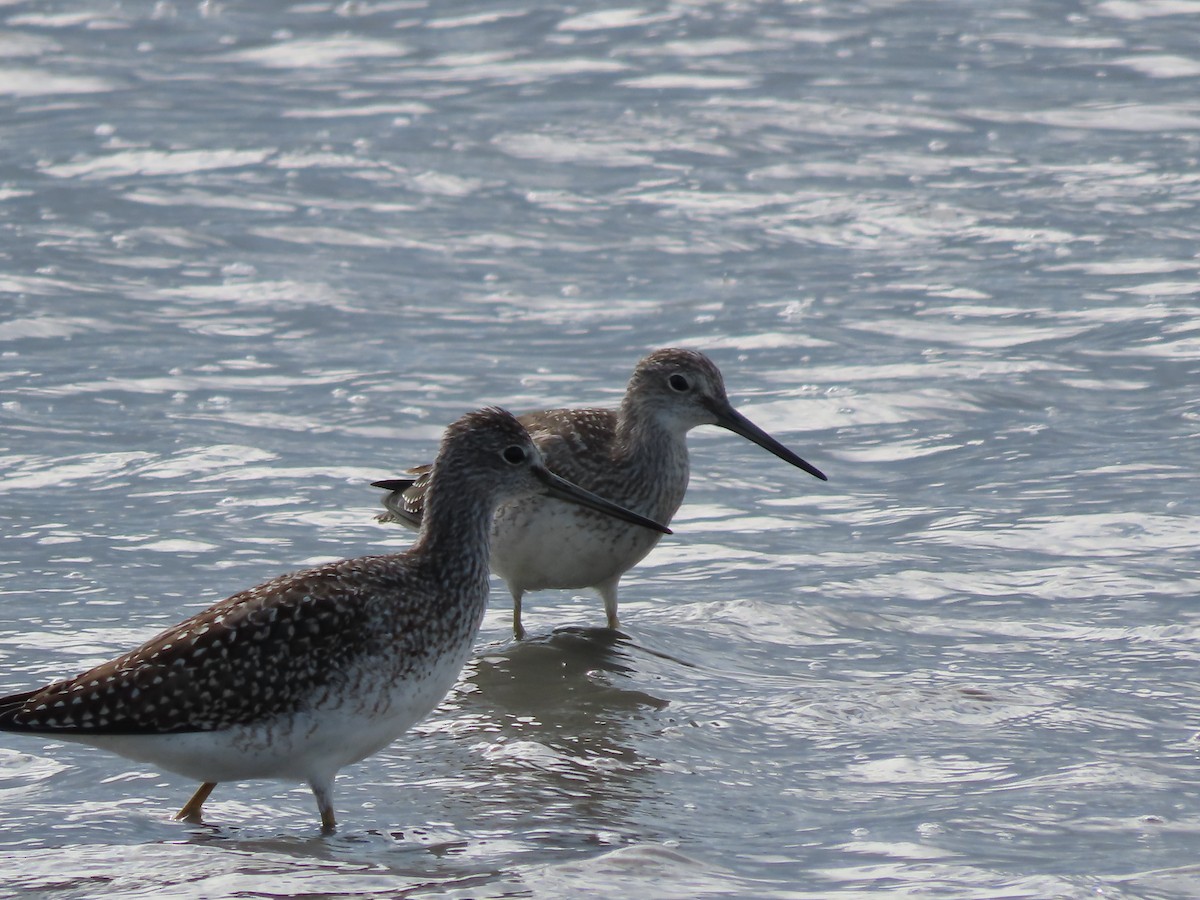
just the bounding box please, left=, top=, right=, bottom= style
left=373, top=349, right=827, bottom=639
left=0, top=408, right=669, bottom=832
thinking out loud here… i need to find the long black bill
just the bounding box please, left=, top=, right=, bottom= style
left=711, top=403, right=828, bottom=482
left=536, top=467, right=672, bottom=534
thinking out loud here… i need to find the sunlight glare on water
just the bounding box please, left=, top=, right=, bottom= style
left=1, top=0, right=1199, bottom=897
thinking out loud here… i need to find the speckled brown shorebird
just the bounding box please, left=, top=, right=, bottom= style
left=0, top=408, right=670, bottom=832
left=373, top=349, right=827, bottom=639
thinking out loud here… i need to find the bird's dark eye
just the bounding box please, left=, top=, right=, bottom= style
left=502, top=445, right=527, bottom=465
left=668, top=374, right=691, bottom=392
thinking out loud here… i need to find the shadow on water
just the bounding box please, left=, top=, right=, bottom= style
left=153, top=825, right=513, bottom=898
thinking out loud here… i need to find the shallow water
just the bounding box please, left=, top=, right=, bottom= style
left=2, top=0, right=1199, bottom=896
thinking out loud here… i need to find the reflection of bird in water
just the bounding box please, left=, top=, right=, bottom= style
left=373, top=348, right=827, bottom=639
left=433, top=626, right=687, bottom=823
left=0, top=408, right=668, bottom=832
left=472, top=627, right=667, bottom=712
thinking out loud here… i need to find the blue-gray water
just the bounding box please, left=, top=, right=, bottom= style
left=2, top=0, right=1199, bottom=897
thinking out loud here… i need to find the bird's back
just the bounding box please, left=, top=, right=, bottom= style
left=517, top=407, right=623, bottom=489
left=378, top=407, right=624, bottom=527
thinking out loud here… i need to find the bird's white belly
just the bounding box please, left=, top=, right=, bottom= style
left=490, top=497, right=666, bottom=592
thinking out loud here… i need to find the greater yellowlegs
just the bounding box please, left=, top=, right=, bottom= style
left=0, top=407, right=669, bottom=832
left=373, top=349, right=826, bottom=639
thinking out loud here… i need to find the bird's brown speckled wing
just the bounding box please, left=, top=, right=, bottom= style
left=0, top=556, right=412, bottom=736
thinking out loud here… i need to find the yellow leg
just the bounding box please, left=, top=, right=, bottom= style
left=176, top=782, right=218, bottom=822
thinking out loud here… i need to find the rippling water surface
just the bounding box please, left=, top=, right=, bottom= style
left=2, top=0, right=1199, bottom=897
